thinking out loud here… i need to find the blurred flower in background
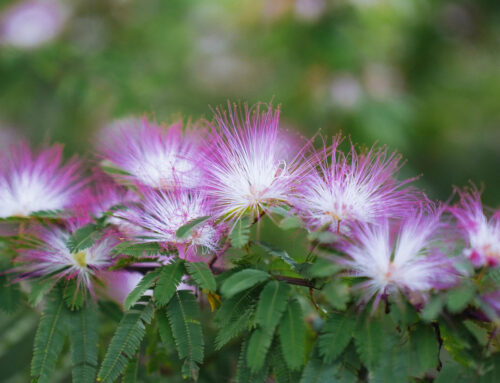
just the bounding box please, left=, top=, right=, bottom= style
left=0, top=0, right=68, bottom=49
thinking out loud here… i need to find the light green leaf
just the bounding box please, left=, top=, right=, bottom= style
left=256, top=280, right=291, bottom=331
left=230, top=217, right=251, bottom=248
left=255, top=241, right=297, bottom=270
left=185, top=262, right=216, bottom=292
left=124, top=269, right=162, bottom=310
left=66, top=223, right=99, bottom=253
left=176, top=216, right=211, bottom=239
left=221, top=269, right=269, bottom=298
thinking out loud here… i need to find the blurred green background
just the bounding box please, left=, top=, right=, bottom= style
left=1, top=1, right=500, bottom=381
left=1, top=0, right=500, bottom=205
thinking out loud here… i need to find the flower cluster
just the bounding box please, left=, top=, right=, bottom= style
left=1, top=102, right=499, bottom=311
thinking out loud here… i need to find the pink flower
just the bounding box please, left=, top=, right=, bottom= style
left=116, top=186, right=224, bottom=261
left=98, top=118, right=205, bottom=189
left=0, top=143, right=85, bottom=218
left=204, top=102, right=308, bottom=221
left=15, top=225, right=118, bottom=292
left=293, top=135, right=419, bottom=234
left=0, top=0, right=68, bottom=49
left=338, top=208, right=458, bottom=308
left=449, top=188, right=500, bottom=268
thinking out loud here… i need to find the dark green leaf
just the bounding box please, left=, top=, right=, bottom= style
left=408, top=323, right=439, bottom=376
left=279, top=299, right=306, bottom=370
left=354, top=315, right=386, bottom=369
left=185, top=262, right=216, bottom=292
left=246, top=328, right=274, bottom=373
left=31, top=289, right=70, bottom=383
left=299, top=353, right=338, bottom=383
left=256, top=280, right=290, bottom=331
left=318, top=312, right=355, bottom=363
left=121, top=357, right=139, bottom=383
left=69, top=303, right=99, bottom=383
left=421, top=296, right=444, bottom=322
left=153, top=262, right=185, bottom=307
left=124, top=269, right=162, bottom=310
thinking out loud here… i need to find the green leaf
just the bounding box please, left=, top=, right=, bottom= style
left=28, top=277, right=56, bottom=307
left=185, top=262, right=216, bottom=292
left=322, top=280, right=350, bottom=311
left=230, top=217, right=251, bottom=248
left=31, top=289, right=70, bottom=383
left=221, top=269, right=269, bottom=298
left=214, top=285, right=260, bottom=350
left=370, top=332, right=410, bottom=383
left=66, top=223, right=99, bottom=253
left=255, top=241, right=297, bottom=269
left=353, top=315, right=386, bottom=369
left=157, top=308, right=175, bottom=352
left=279, top=215, right=303, bottom=230
left=121, top=357, right=139, bottom=383
left=255, top=280, right=291, bottom=331
left=63, top=279, right=85, bottom=311
left=447, top=284, right=475, bottom=313
left=176, top=216, right=211, bottom=239
left=153, top=262, right=185, bottom=307
left=246, top=328, right=274, bottom=373
left=236, top=340, right=268, bottom=383
left=299, top=353, right=338, bottom=383
left=124, top=269, right=162, bottom=310
left=421, top=296, right=444, bottom=322
left=318, top=312, right=355, bottom=363
left=69, top=303, right=99, bottom=383
left=279, top=299, right=306, bottom=370
left=112, top=242, right=163, bottom=258
left=271, top=344, right=301, bottom=383
left=0, top=275, right=21, bottom=313
left=31, top=209, right=65, bottom=218
left=408, top=323, right=439, bottom=376
left=166, top=290, right=204, bottom=380
left=98, top=300, right=154, bottom=382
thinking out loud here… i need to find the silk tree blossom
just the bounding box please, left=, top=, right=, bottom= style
left=449, top=189, right=500, bottom=267
left=293, top=135, right=418, bottom=234
left=0, top=143, right=85, bottom=218
left=0, top=0, right=68, bottom=49
left=338, top=210, right=459, bottom=308
left=16, top=225, right=117, bottom=292
left=99, top=118, right=204, bottom=189
left=116, top=186, right=223, bottom=261
left=204, top=103, right=307, bottom=221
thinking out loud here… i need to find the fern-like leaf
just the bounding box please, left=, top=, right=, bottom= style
left=121, top=357, right=139, bottom=383
left=299, top=352, right=339, bottom=383
left=66, top=223, right=99, bottom=253
left=124, top=269, right=162, bottom=310
left=166, top=290, right=204, bottom=380
left=185, top=262, right=216, bottom=292
left=98, top=299, right=154, bottom=382
left=154, top=261, right=185, bottom=307
left=279, top=299, right=305, bottom=370
left=31, top=289, right=70, bottom=383
left=176, top=216, right=211, bottom=239
left=255, top=280, right=290, bottom=331
left=69, top=303, right=99, bottom=383
left=318, top=312, right=355, bottom=363
left=246, top=328, right=274, bottom=373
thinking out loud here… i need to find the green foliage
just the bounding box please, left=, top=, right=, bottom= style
left=230, top=217, right=251, bottom=248
left=112, top=242, right=163, bottom=258
left=353, top=314, right=386, bottom=369
left=279, top=299, right=306, bottom=370
left=407, top=323, right=439, bottom=376
left=98, top=300, right=154, bottom=382
left=255, top=280, right=291, bottom=331
left=176, top=216, right=211, bottom=239
left=124, top=269, right=162, bottom=310
left=185, top=261, right=216, bottom=292
left=246, top=328, right=274, bottom=373
left=447, top=283, right=476, bottom=313
left=166, top=290, right=204, bottom=380
left=220, top=269, right=269, bottom=298
left=299, top=353, right=339, bottom=383
left=318, top=312, right=356, bottom=363
left=69, top=303, right=99, bottom=383
left=63, top=279, right=86, bottom=311
left=0, top=275, right=20, bottom=313
left=66, top=223, right=100, bottom=253
left=121, top=358, right=139, bottom=383
left=153, top=261, right=186, bottom=307
left=31, top=289, right=70, bottom=383
left=255, top=242, right=297, bottom=270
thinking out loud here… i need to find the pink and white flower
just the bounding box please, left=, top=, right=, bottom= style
left=16, top=225, right=117, bottom=291
left=0, top=143, right=85, bottom=218
left=204, top=103, right=307, bottom=221
left=116, top=186, right=223, bottom=261
left=338, top=209, right=458, bottom=307
left=449, top=189, right=500, bottom=267
left=98, top=118, right=204, bottom=189
left=293, top=135, right=419, bottom=234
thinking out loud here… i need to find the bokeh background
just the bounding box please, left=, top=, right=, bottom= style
left=0, top=0, right=500, bottom=380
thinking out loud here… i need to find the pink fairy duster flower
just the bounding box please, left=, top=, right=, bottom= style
left=293, top=135, right=419, bottom=234
left=0, top=0, right=68, bottom=49
left=98, top=118, right=204, bottom=189
left=15, top=225, right=118, bottom=292
left=448, top=189, right=500, bottom=268
left=0, top=143, right=85, bottom=218
left=338, top=209, right=459, bottom=308
left=116, top=186, right=223, bottom=261
left=204, top=102, right=308, bottom=221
